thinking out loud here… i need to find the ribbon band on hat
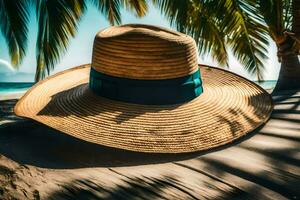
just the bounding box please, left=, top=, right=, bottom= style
left=89, top=67, right=203, bottom=105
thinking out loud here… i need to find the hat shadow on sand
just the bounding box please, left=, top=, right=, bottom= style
left=0, top=113, right=264, bottom=170
left=0, top=88, right=268, bottom=169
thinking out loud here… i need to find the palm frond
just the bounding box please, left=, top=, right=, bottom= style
left=91, top=0, right=122, bottom=25
left=258, top=0, right=285, bottom=40
left=222, top=0, right=269, bottom=80
left=153, top=0, right=230, bottom=67
left=152, top=0, right=189, bottom=32
left=0, top=0, right=29, bottom=67
left=284, top=0, right=293, bottom=30
left=123, top=0, right=148, bottom=17
left=155, top=0, right=269, bottom=80
left=35, top=0, right=86, bottom=81
left=186, top=1, right=229, bottom=66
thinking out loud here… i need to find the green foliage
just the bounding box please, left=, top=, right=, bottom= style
left=91, top=0, right=122, bottom=25
left=154, top=0, right=270, bottom=80
left=1, top=0, right=148, bottom=81
left=1, top=0, right=296, bottom=81
left=35, top=0, right=86, bottom=81
left=0, top=0, right=29, bottom=67
left=123, top=0, right=148, bottom=17
left=258, top=0, right=293, bottom=40
left=91, top=0, right=148, bottom=25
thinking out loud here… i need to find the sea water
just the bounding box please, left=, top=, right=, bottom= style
left=254, top=80, right=277, bottom=90
left=0, top=82, right=34, bottom=94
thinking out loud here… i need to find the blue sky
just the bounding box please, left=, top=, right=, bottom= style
left=0, top=2, right=280, bottom=82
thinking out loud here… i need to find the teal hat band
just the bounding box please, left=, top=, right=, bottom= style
left=89, top=67, right=203, bottom=105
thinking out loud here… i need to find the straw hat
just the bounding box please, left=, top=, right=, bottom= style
left=14, top=24, right=273, bottom=153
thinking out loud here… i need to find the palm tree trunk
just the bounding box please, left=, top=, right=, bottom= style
left=292, top=0, right=300, bottom=33
left=273, top=0, right=300, bottom=92
left=274, top=54, right=300, bottom=91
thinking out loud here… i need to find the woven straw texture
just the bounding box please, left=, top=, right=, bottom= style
left=14, top=64, right=273, bottom=153
left=92, top=24, right=198, bottom=80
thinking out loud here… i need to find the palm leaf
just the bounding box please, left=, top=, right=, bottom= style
left=91, top=0, right=122, bottom=25
left=35, top=0, right=86, bottom=81
left=155, top=0, right=269, bottom=80
left=153, top=0, right=229, bottom=67
left=284, top=0, right=293, bottom=30
left=222, top=0, right=269, bottom=80
left=258, top=0, right=285, bottom=40
left=0, top=0, right=29, bottom=67
left=152, top=0, right=189, bottom=32
left=186, top=1, right=229, bottom=66
left=123, top=0, right=148, bottom=17
left=91, top=0, right=148, bottom=25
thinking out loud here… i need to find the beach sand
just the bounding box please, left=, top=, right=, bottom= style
left=0, top=92, right=25, bottom=101
left=0, top=90, right=299, bottom=199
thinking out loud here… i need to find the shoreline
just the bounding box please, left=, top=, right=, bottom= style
left=0, top=91, right=26, bottom=101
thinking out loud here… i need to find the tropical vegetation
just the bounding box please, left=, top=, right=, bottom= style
left=0, top=0, right=147, bottom=80
left=153, top=0, right=300, bottom=91
left=0, top=0, right=299, bottom=91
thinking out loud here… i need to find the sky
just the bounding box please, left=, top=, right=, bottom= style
left=0, top=2, right=280, bottom=82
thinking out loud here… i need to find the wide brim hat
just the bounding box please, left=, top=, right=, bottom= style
left=14, top=24, right=273, bottom=153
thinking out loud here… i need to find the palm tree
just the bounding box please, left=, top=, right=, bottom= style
left=260, top=0, right=300, bottom=91
left=153, top=0, right=300, bottom=91
left=0, top=0, right=29, bottom=68
left=0, top=0, right=148, bottom=81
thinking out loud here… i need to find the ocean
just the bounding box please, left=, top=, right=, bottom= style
left=0, top=82, right=34, bottom=94
left=0, top=81, right=277, bottom=95
left=254, top=80, right=277, bottom=90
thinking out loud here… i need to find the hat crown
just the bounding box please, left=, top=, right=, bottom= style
left=91, top=24, right=199, bottom=80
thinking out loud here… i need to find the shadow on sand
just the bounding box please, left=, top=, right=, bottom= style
left=0, top=118, right=263, bottom=169
left=47, top=173, right=253, bottom=200
left=1, top=90, right=300, bottom=199
left=0, top=86, right=272, bottom=169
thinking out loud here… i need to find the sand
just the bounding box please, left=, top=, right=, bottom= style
left=0, top=90, right=299, bottom=200
left=0, top=92, right=25, bottom=101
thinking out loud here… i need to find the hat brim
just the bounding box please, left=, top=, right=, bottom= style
left=14, top=64, right=273, bottom=153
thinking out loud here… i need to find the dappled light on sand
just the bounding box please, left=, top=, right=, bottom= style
left=0, top=90, right=299, bottom=199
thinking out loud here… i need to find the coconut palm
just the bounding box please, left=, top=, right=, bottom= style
left=154, top=0, right=300, bottom=91
left=0, top=0, right=148, bottom=81
left=259, top=0, right=300, bottom=91
left=0, top=0, right=29, bottom=67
